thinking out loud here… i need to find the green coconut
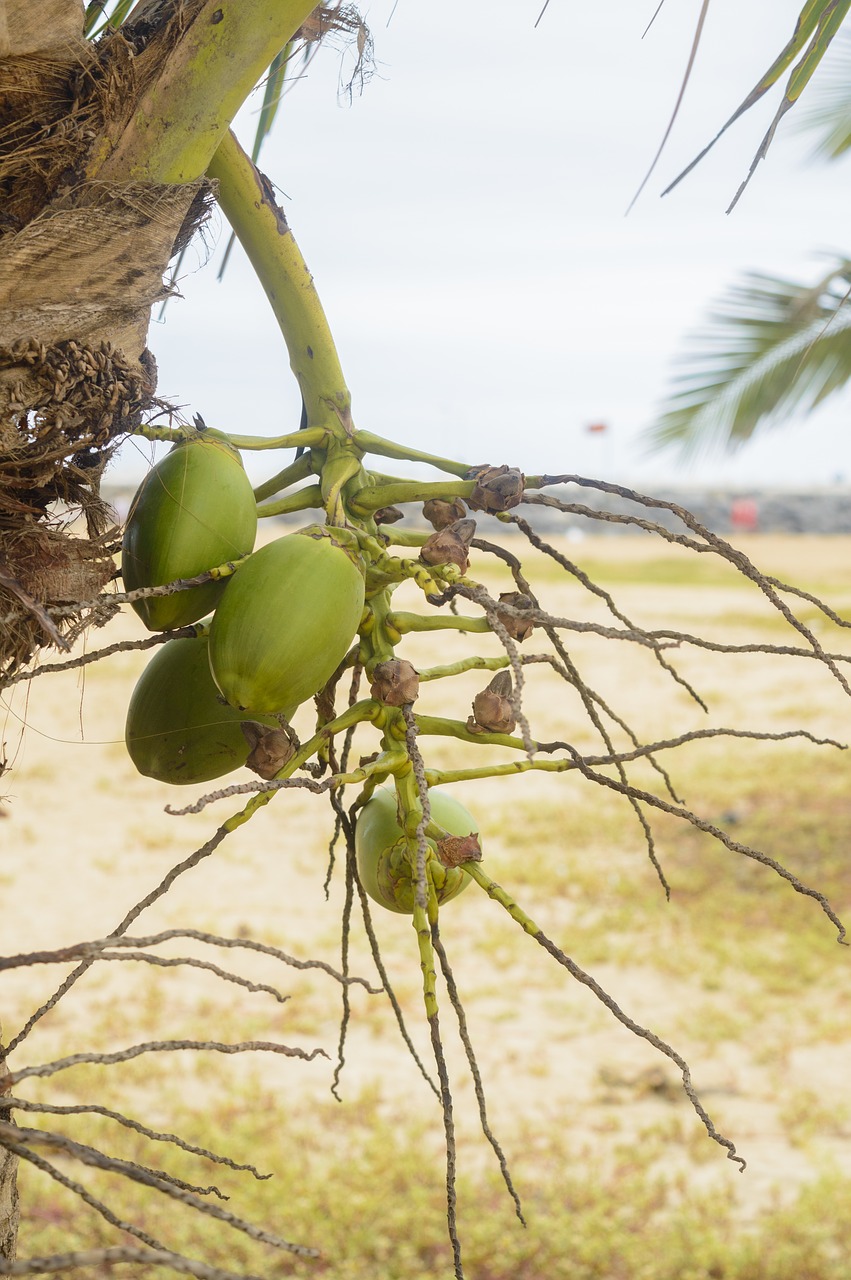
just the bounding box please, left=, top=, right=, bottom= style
left=355, top=787, right=478, bottom=914
left=125, top=631, right=281, bottom=785
left=208, top=525, right=366, bottom=714
left=122, top=436, right=258, bottom=631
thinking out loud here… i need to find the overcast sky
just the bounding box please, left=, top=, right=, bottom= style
left=121, top=0, right=851, bottom=491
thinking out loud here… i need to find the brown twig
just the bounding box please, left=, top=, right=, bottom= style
left=508, top=514, right=709, bottom=710
left=525, top=478, right=851, bottom=696
left=0, top=1122, right=319, bottom=1256
left=402, top=702, right=433, bottom=910
left=9, top=1039, right=327, bottom=1086
left=0, top=628, right=195, bottom=689
left=4, top=1140, right=167, bottom=1252
left=347, top=799, right=440, bottom=1099
left=0, top=1247, right=268, bottom=1279
left=431, top=923, right=525, bottom=1226
left=4, top=826, right=232, bottom=1053
left=4, top=1097, right=271, bottom=1181
left=331, top=842, right=357, bottom=1102
left=0, top=928, right=380, bottom=992
left=561, top=747, right=847, bottom=941
left=429, top=1011, right=464, bottom=1280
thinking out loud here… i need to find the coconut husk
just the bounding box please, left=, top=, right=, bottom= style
left=2, top=0, right=86, bottom=58
left=0, top=12, right=213, bottom=676
left=0, top=521, right=115, bottom=679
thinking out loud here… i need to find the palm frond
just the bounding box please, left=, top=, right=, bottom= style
left=795, top=30, right=851, bottom=157
left=84, top=0, right=134, bottom=39
left=663, top=0, right=851, bottom=206
left=643, top=261, right=851, bottom=458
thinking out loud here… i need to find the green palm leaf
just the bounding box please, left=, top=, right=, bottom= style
left=84, top=0, right=134, bottom=38
left=796, top=30, right=851, bottom=156
left=663, top=0, right=851, bottom=206
left=644, top=262, right=851, bottom=458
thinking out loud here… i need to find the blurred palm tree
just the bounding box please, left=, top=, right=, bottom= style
left=644, top=29, right=851, bottom=460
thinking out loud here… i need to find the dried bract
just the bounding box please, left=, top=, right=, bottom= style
left=496, top=591, right=535, bottom=642
left=240, top=721, right=295, bottom=780
left=467, top=465, right=525, bottom=513
left=435, top=832, right=483, bottom=868
left=420, top=519, right=477, bottom=574
left=370, top=659, right=420, bottom=706
left=423, top=497, right=467, bottom=530
left=468, top=670, right=516, bottom=735
left=374, top=506, right=404, bottom=525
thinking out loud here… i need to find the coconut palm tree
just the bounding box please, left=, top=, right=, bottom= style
left=4, top=3, right=851, bottom=1274
left=644, top=23, right=851, bottom=459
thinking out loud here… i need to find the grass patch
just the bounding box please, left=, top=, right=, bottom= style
left=9, top=533, right=851, bottom=1278
left=14, top=1091, right=851, bottom=1280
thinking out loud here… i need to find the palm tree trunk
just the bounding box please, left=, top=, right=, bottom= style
left=0, top=0, right=313, bottom=677
left=0, top=1040, right=18, bottom=1265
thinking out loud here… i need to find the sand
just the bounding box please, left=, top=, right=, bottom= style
left=2, top=530, right=851, bottom=1229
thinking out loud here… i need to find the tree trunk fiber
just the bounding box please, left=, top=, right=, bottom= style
left=0, top=0, right=208, bottom=676
left=0, top=1041, right=18, bottom=1265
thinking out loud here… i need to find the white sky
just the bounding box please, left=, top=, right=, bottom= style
left=122, top=0, right=851, bottom=491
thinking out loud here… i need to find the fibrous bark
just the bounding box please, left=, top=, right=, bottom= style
left=0, top=1, right=212, bottom=676
left=0, top=1039, right=18, bottom=1265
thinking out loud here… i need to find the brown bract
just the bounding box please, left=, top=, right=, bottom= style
left=370, top=659, right=420, bottom=706
left=241, top=722, right=296, bottom=780
left=467, top=670, right=516, bottom=735
left=496, top=591, right=535, bottom=642
left=422, top=497, right=467, bottom=530
left=466, top=464, right=525, bottom=513
left=420, top=518, right=477, bottom=574
left=373, top=506, right=405, bottom=525
left=435, top=832, right=482, bottom=868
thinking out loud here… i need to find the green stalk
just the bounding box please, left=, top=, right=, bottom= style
left=418, top=656, right=510, bottom=681
left=359, top=589, right=399, bottom=670
left=256, top=484, right=323, bottom=518
left=380, top=529, right=431, bottom=549
left=354, top=430, right=472, bottom=479
left=94, top=0, right=318, bottom=183
left=321, top=452, right=366, bottom=525
left=389, top=612, right=491, bottom=635
left=413, top=901, right=439, bottom=1020
left=225, top=428, right=327, bottom=451
left=463, top=864, right=540, bottom=938
left=207, top=130, right=352, bottom=444
left=415, top=714, right=536, bottom=752
left=349, top=479, right=475, bottom=515
left=223, top=699, right=381, bottom=831
left=130, top=424, right=325, bottom=450
left=426, top=760, right=573, bottom=786
left=253, top=453, right=314, bottom=502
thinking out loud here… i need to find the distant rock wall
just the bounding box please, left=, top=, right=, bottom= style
left=523, top=486, right=851, bottom=537
left=102, top=483, right=851, bottom=536
left=468, top=486, right=851, bottom=538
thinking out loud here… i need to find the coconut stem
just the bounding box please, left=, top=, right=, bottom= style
left=388, top=613, right=491, bottom=636
left=256, top=485, right=324, bottom=518
left=253, top=454, right=314, bottom=502
left=93, top=0, right=318, bottom=184
left=207, top=130, right=352, bottom=451
left=354, top=431, right=472, bottom=479
left=350, top=479, right=476, bottom=514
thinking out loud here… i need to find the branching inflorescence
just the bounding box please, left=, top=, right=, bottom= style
left=4, top=417, right=851, bottom=1276
left=3, top=8, right=851, bottom=1279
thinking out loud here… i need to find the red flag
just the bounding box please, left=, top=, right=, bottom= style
left=586, top=422, right=608, bottom=434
